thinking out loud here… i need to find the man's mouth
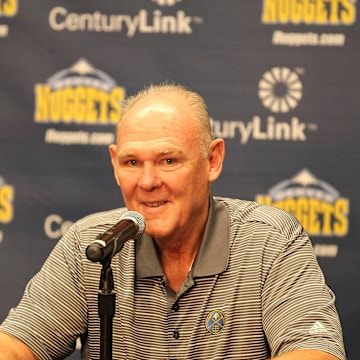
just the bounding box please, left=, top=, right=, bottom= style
left=144, top=201, right=166, bottom=207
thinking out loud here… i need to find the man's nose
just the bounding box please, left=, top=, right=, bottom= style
left=138, top=163, right=162, bottom=191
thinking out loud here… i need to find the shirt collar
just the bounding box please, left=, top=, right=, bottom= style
left=136, top=196, right=229, bottom=279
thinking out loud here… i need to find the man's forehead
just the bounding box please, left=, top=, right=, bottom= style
left=132, top=102, right=178, bottom=119
left=125, top=94, right=186, bottom=119
left=119, top=102, right=194, bottom=137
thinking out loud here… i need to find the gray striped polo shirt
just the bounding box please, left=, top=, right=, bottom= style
left=0, top=196, right=346, bottom=359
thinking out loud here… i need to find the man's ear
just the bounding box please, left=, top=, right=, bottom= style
left=109, top=144, right=121, bottom=187
left=208, top=138, right=225, bottom=183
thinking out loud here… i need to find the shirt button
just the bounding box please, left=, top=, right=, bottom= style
left=173, top=303, right=179, bottom=312
left=173, top=331, right=180, bottom=339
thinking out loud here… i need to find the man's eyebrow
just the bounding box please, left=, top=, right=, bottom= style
left=118, top=146, right=183, bottom=158
left=159, top=148, right=182, bottom=155
left=118, top=151, right=131, bottom=157
left=117, top=150, right=136, bottom=159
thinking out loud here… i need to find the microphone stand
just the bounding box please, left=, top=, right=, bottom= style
left=86, top=211, right=145, bottom=360
left=98, top=257, right=115, bottom=360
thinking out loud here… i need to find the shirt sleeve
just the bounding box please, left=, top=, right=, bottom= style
left=261, top=222, right=346, bottom=359
left=0, top=223, right=89, bottom=360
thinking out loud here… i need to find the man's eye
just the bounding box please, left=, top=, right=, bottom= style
left=164, top=158, right=175, bottom=165
left=128, top=160, right=137, bottom=166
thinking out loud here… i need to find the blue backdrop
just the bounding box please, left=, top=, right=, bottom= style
left=1, top=1, right=359, bottom=358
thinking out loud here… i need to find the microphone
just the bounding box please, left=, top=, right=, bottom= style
left=86, top=211, right=145, bottom=263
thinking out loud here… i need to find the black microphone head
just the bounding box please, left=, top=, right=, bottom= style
left=86, top=211, right=146, bottom=263
left=120, top=211, right=146, bottom=240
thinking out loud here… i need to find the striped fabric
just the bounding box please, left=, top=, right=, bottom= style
left=0, top=197, right=346, bottom=359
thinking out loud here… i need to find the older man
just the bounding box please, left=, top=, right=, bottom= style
left=0, top=84, right=346, bottom=359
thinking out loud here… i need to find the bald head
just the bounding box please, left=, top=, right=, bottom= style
left=118, top=84, right=213, bottom=158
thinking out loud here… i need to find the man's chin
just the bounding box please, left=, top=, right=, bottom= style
left=144, top=221, right=172, bottom=240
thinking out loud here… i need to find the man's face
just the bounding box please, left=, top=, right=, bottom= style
left=109, top=94, right=213, bottom=242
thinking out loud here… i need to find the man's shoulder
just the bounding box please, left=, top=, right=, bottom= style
left=214, top=196, right=303, bottom=237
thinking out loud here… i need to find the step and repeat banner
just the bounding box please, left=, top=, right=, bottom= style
left=1, top=1, right=359, bottom=358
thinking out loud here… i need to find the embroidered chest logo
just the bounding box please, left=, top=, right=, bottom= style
left=205, top=310, right=226, bottom=335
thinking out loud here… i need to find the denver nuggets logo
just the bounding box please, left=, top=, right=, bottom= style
left=205, top=310, right=225, bottom=335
